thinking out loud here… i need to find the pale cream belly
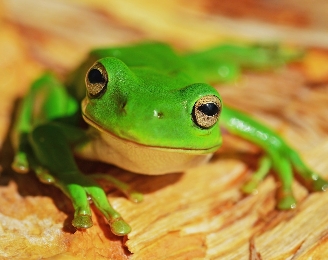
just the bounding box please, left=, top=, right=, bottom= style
left=76, top=129, right=214, bottom=175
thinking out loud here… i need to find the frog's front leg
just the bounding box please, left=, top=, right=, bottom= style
left=28, top=122, right=132, bottom=235
left=221, top=106, right=328, bottom=209
left=241, top=155, right=272, bottom=194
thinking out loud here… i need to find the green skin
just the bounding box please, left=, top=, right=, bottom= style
left=12, top=42, right=327, bottom=236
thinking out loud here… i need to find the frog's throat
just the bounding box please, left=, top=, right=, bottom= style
left=81, top=113, right=220, bottom=154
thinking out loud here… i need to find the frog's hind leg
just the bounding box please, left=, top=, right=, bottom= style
left=183, top=44, right=302, bottom=83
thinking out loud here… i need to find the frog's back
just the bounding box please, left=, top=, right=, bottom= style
left=67, top=42, right=192, bottom=102
left=90, top=42, right=186, bottom=73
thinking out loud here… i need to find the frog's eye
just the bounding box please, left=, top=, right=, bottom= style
left=85, top=62, right=108, bottom=98
left=192, top=95, right=221, bottom=129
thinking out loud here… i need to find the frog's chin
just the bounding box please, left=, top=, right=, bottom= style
left=81, top=113, right=220, bottom=175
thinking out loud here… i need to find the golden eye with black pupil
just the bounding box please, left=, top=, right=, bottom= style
left=192, top=95, right=221, bottom=129
left=85, top=62, right=108, bottom=98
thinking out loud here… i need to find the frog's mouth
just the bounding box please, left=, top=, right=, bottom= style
left=81, top=111, right=221, bottom=154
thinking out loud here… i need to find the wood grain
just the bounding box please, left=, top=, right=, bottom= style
left=1, top=0, right=328, bottom=259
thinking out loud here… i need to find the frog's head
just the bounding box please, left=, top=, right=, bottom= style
left=81, top=57, right=222, bottom=155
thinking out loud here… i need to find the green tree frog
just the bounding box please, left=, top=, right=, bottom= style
left=11, top=42, right=327, bottom=236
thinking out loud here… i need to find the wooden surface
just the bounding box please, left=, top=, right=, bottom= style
left=1, top=0, right=328, bottom=259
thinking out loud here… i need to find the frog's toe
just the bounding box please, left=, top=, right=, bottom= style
left=309, top=176, right=328, bottom=192
left=72, top=214, right=93, bottom=229
left=110, top=218, right=131, bottom=236
left=35, top=167, right=55, bottom=184
left=12, top=153, right=29, bottom=174
left=277, top=192, right=297, bottom=210
left=129, top=191, right=144, bottom=203
left=241, top=179, right=260, bottom=194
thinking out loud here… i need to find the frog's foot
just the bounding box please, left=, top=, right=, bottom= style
left=55, top=174, right=132, bottom=235
left=242, top=157, right=298, bottom=210
left=270, top=149, right=328, bottom=210
left=91, top=174, right=143, bottom=203
left=12, top=152, right=29, bottom=174
left=84, top=184, right=132, bottom=235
